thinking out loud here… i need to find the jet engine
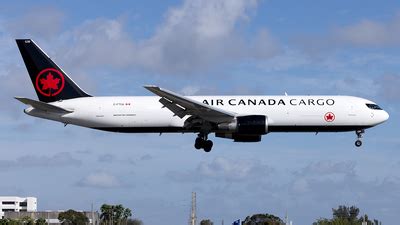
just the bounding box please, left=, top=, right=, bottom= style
left=216, top=115, right=268, bottom=142
left=218, top=115, right=268, bottom=134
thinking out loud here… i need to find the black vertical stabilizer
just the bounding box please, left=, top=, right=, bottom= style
left=16, top=39, right=91, bottom=102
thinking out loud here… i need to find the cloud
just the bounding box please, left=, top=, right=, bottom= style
left=75, top=149, right=92, bottom=154
left=376, top=74, right=400, bottom=102
left=58, top=0, right=279, bottom=74
left=181, top=85, right=201, bottom=95
left=7, top=7, right=64, bottom=39
left=167, top=157, right=273, bottom=183
left=77, top=172, right=122, bottom=188
left=334, top=14, right=400, bottom=47
left=97, top=154, right=116, bottom=163
left=296, top=160, right=356, bottom=177
left=0, top=152, right=82, bottom=169
left=293, top=13, right=400, bottom=56
left=140, top=154, right=153, bottom=161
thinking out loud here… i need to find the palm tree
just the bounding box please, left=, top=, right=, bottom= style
left=123, top=209, right=132, bottom=225
left=100, top=204, right=113, bottom=225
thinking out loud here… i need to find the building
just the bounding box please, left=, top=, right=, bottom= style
left=0, top=196, right=37, bottom=218
left=4, top=211, right=100, bottom=225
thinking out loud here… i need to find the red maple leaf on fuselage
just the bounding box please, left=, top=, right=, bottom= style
left=40, top=72, right=60, bottom=91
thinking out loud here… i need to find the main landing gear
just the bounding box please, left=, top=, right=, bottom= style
left=355, top=129, right=364, bottom=147
left=194, top=133, right=213, bottom=152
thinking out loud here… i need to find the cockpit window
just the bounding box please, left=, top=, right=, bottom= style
left=366, top=103, right=382, bottom=110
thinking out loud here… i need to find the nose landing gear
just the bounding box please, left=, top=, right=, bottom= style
left=194, top=133, right=213, bottom=152
left=355, top=129, right=364, bottom=147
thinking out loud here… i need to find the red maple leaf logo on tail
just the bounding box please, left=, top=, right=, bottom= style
left=35, top=68, right=65, bottom=97
left=40, top=72, right=60, bottom=91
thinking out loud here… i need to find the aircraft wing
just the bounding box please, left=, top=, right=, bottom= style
left=144, top=85, right=235, bottom=123
left=15, top=97, right=73, bottom=114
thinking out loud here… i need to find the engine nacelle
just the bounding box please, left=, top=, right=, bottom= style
left=215, top=133, right=262, bottom=142
left=218, top=115, right=268, bottom=134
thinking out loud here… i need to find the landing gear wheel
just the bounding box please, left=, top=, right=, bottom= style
left=203, top=140, right=213, bottom=152
left=354, top=129, right=364, bottom=148
left=194, top=138, right=203, bottom=150
left=194, top=133, right=213, bottom=152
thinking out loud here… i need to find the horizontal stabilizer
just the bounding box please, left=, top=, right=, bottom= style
left=15, top=97, right=73, bottom=114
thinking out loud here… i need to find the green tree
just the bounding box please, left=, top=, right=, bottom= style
left=20, top=216, right=35, bottom=225
left=100, top=204, right=113, bottom=223
left=0, top=219, right=8, bottom=225
left=200, top=219, right=214, bottom=225
left=58, top=209, right=89, bottom=225
left=114, top=205, right=125, bottom=224
left=242, top=213, right=284, bottom=225
left=126, top=219, right=143, bottom=225
left=100, top=204, right=133, bottom=225
left=122, top=208, right=132, bottom=225
left=35, top=218, right=47, bottom=225
left=123, top=208, right=132, bottom=220
left=313, top=205, right=382, bottom=225
left=7, top=219, right=19, bottom=225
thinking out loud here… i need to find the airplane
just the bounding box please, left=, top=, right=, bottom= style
left=15, top=39, right=389, bottom=152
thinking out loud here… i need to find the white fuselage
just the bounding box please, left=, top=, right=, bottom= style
left=24, top=95, right=389, bottom=134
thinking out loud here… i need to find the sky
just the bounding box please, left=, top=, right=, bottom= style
left=0, top=0, right=400, bottom=224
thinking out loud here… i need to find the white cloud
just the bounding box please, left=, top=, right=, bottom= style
left=297, top=160, right=356, bottom=176
left=140, top=154, right=153, bottom=161
left=376, top=74, right=400, bottom=102
left=180, top=85, right=201, bottom=95
left=292, top=13, right=400, bottom=55
left=54, top=0, right=279, bottom=74
left=334, top=14, right=400, bottom=47
left=77, top=172, right=122, bottom=188
left=7, top=7, right=64, bottom=39
left=168, top=157, right=273, bottom=182
left=97, top=154, right=116, bottom=163
left=0, top=152, right=82, bottom=169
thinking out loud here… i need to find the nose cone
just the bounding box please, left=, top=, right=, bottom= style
left=382, top=110, right=389, bottom=122
left=377, top=110, right=389, bottom=124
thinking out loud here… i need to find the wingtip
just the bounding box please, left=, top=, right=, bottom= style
left=14, top=96, right=29, bottom=104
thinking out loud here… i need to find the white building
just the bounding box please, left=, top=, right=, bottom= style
left=0, top=196, right=37, bottom=218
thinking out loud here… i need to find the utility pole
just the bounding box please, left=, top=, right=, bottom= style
left=189, top=192, right=197, bottom=225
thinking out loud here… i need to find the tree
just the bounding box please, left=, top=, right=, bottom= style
left=58, top=209, right=89, bottom=225
left=100, top=204, right=133, bottom=225
left=126, top=219, right=143, bottom=225
left=200, top=219, right=214, bottom=225
left=242, top=213, right=284, bottom=225
left=313, top=205, right=382, bottom=225
left=332, top=205, right=360, bottom=222
left=348, top=206, right=359, bottom=221
left=35, top=218, right=47, bottom=225
left=123, top=208, right=132, bottom=220
left=114, top=205, right=125, bottom=224
left=6, top=219, right=19, bottom=225
left=122, top=208, right=132, bottom=225
left=0, top=219, right=8, bottom=225
left=100, top=204, right=113, bottom=223
left=20, top=216, right=35, bottom=225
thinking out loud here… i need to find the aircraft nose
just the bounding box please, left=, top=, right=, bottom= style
left=382, top=110, right=389, bottom=122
